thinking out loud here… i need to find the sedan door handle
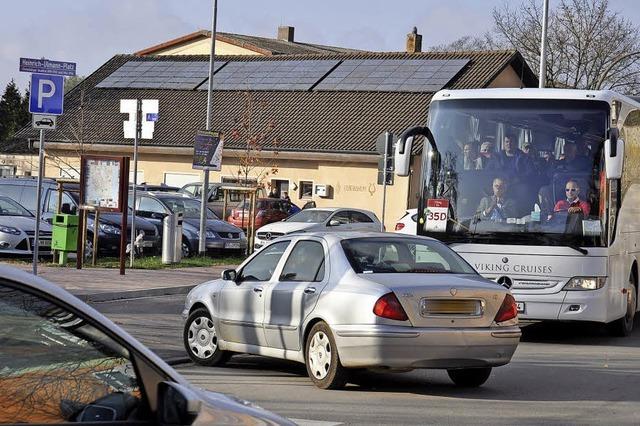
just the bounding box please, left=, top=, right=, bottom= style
left=253, top=286, right=263, bottom=293
left=304, top=287, right=316, bottom=294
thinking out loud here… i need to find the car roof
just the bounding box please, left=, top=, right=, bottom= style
left=138, top=191, right=194, bottom=199
left=287, top=231, right=435, bottom=243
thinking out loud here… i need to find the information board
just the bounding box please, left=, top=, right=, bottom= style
left=80, top=155, right=128, bottom=212
left=192, top=130, right=223, bottom=171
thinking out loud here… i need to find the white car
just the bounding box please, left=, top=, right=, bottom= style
left=394, top=208, right=418, bottom=234
left=254, top=207, right=381, bottom=249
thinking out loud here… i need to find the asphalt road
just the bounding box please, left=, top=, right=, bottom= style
left=93, top=295, right=640, bottom=426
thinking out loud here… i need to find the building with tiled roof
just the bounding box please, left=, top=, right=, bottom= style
left=9, top=30, right=537, bottom=227
left=134, top=26, right=361, bottom=57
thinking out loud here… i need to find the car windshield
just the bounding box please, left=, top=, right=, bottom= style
left=421, top=98, right=608, bottom=247
left=341, top=237, right=476, bottom=274
left=0, top=197, right=33, bottom=217
left=286, top=210, right=332, bottom=223
left=160, top=197, right=218, bottom=219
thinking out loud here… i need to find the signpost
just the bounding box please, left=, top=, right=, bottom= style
left=376, top=131, right=395, bottom=231
left=121, top=99, right=159, bottom=267
left=192, top=130, right=223, bottom=171
left=20, top=57, right=76, bottom=275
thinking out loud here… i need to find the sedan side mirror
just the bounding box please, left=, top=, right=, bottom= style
left=151, top=212, right=165, bottom=220
left=327, top=219, right=340, bottom=227
left=221, top=269, right=237, bottom=281
left=157, top=381, right=201, bottom=425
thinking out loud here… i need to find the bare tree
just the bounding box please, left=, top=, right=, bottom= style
left=433, top=0, right=640, bottom=94
left=229, top=92, right=280, bottom=188
left=47, top=89, right=104, bottom=177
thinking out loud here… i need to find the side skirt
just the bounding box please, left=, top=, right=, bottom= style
left=219, top=339, right=305, bottom=364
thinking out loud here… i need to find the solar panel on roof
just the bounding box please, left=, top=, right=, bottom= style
left=313, top=58, right=469, bottom=93
left=196, top=60, right=340, bottom=91
left=96, top=61, right=223, bottom=90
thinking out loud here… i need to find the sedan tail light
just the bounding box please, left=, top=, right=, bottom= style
left=494, top=293, right=518, bottom=323
left=395, top=223, right=405, bottom=231
left=373, top=292, right=408, bottom=321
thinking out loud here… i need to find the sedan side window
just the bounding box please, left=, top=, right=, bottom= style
left=280, top=240, right=325, bottom=282
left=330, top=211, right=350, bottom=225
left=238, top=241, right=289, bottom=282
left=350, top=211, right=373, bottom=223
left=138, top=196, right=165, bottom=214
left=0, top=283, right=142, bottom=423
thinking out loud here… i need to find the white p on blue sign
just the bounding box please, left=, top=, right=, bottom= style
left=29, top=73, right=64, bottom=115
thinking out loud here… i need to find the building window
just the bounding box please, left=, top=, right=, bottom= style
left=0, top=166, right=16, bottom=177
left=300, top=181, right=313, bottom=199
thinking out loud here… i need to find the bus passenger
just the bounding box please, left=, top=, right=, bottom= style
left=479, top=141, right=500, bottom=170
left=477, top=177, right=517, bottom=222
left=550, top=179, right=590, bottom=219
left=463, top=141, right=482, bottom=170
left=555, top=142, right=590, bottom=172
left=498, top=134, right=535, bottom=175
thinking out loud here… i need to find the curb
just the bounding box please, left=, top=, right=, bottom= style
left=77, top=284, right=197, bottom=303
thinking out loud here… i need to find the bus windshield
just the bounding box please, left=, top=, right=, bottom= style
left=421, top=98, right=609, bottom=247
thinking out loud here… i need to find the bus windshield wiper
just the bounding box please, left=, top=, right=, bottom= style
left=566, top=244, right=588, bottom=256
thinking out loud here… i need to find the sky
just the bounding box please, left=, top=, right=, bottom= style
left=2, top=0, right=640, bottom=93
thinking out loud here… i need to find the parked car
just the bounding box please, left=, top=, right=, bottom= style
left=0, top=196, right=52, bottom=256
left=132, top=192, right=247, bottom=257
left=179, top=182, right=266, bottom=219
left=183, top=233, right=521, bottom=389
left=0, top=177, right=160, bottom=255
left=394, top=208, right=418, bottom=234
left=254, top=207, right=382, bottom=250
left=130, top=182, right=180, bottom=192
left=227, top=198, right=290, bottom=230
left=0, top=265, right=292, bottom=424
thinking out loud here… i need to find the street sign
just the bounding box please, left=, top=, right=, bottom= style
left=376, top=131, right=396, bottom=155
left=377, top=171, right=394, bottom=185
left=29, top=73, right=64, bottom=115
left=20, top=57, right=76, bottom=76
left=32, top=114, right=57, bottom=130
left=192, top=130, right=223, bottom=171
left=121, top=99, right=159, bottom=139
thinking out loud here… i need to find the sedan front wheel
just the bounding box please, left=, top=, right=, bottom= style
left=305, top=321, right=348, bottom=389
left=183, top=308, right=230, bottom=366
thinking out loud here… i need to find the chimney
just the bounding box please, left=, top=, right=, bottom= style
left=277, top=25, right=295, bottom=42
left=406, top=27, right=422, bottom=53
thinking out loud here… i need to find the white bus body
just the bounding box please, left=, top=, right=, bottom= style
left=397, top=88, right=640, bottom=336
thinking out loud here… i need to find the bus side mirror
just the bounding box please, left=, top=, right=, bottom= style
left=394, top=136, right=414, bottom=177
left=604, top=130, right=624, bottom=179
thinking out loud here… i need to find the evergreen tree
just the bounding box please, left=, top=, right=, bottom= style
left=0, top=80, right=29, bottom=142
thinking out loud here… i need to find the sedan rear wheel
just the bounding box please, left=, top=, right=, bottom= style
left=305, top=322, right=348, bottom=389
left=183, top=308, right=230, bottom=366
left=447, top=367, right=492, bottom=387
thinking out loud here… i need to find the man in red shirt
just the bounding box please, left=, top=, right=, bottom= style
left=552, top=179, right=590, bottom=218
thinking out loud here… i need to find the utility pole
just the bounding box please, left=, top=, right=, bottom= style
left=130, top=98, right=141, bottom=266
left=199, top=0, right=218, bottom=255
left=33, top=129, right=45, bottom=275
left=538, top=0, right=549, bottom=88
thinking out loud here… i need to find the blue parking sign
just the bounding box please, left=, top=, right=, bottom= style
left=29, top=73, right=64, bottom=115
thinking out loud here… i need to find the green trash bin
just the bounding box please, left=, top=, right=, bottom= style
left=52, top=214, right=79, bottom=264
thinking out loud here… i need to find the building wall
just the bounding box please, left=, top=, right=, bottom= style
left=41, top=149, right=410, bottom=230
left=487, top=65, right=523, bottom=88
left=155, top=39, right=261, bottom=56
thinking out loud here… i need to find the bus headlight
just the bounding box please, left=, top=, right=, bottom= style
left=563, top=277, right=606, bottom=291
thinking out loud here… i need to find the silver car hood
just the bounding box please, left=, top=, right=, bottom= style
left=257, top=221, right=319, bottom=234
left=0, top=215, right=51, bottom=232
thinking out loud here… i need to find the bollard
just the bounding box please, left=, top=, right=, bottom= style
left=174, top=212, right=183, bottom=263
left=162, top=213, right=176, bottom=265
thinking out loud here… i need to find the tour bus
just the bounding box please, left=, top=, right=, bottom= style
left=394, top=88, right=640, bottom=336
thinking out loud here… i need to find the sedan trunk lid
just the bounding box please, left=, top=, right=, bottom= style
left=363, top=273, right=509, bottom=328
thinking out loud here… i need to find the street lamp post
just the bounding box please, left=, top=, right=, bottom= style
left=538, top=0, right=549, bottom=88
left=199, top=0, right=218, bottom=255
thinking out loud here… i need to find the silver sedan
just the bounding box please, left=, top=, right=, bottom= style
left=183, top=232, right=521, bottom=389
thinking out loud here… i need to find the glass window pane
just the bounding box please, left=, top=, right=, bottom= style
left=0, top=283, right=141, bottom=423
left=240, top=241, right=289, bottom=282
left=280, top=241, right=325, bottom=282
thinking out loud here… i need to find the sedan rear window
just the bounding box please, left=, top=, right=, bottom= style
left=341, top=237, right=476, bottom=274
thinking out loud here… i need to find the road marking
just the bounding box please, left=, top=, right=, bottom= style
left=289, top=419, right=342, bottom=426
